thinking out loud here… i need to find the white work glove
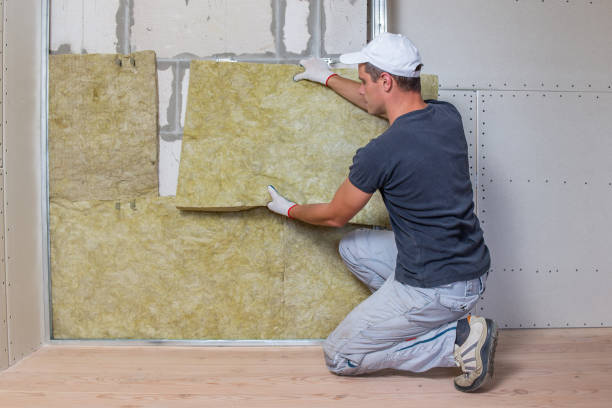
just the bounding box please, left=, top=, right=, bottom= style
left=293, top=58, right=338, bottom=86
left=267, top=185, right=297, bottom=218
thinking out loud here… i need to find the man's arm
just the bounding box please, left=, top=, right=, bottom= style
left=293, top=58, right=386, bottom=118
left=267, top=178, right=372, bottom=227
left=326, top=74, right=367, bottom=111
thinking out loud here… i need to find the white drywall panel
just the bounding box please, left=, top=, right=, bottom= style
left=4, top=0, right=45, bottom=364
left=323, top=0, right=367, bottom=54
left=437, top=90, right=477, bottom=203
left=284, top=0, right=310, bottom=54
left=50, top=0, right=120, bottom=54
left=0, top=170, right=7, bottom=371
left=131, top=0, right=275, bottom=58
left=476, top=91, right=612, bottom=328
left=388, top=0, right=612, bottom=92
left=0, top=74, right=2, bottom=167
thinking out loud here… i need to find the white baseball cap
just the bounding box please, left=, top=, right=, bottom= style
left=339, top=32, right=422, bottom=78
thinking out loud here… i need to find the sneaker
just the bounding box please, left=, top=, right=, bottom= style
left=453, top=315, right=498, bottom=392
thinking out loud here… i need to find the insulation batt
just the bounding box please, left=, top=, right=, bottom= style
left=49, top=51, right=159, bottom=201
left=50, top=197, right=369, bottom=339
left=176, top=61, right=439, bottom=227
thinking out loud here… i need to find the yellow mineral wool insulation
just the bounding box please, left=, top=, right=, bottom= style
left=49, top=51, right=159, bottom=201
left=50, top=198, right=285, bottom=340
left=50, top=196, right=371, bottom=340
left=282, top=221, right=370, bottom=339
left=176, top=60, right=438, bottom=226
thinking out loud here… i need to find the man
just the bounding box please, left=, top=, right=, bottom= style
left=266, top=33, right=496, bottom=392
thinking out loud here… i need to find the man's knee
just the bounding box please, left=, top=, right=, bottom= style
left=323, top=339, right=360, bottom=376
left=323, top=350, right=344, bottom=375
left=338, top=229, right=363, bottom=265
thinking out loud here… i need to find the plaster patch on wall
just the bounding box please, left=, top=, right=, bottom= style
left=131, top=0, right=275, bottom=58
left=158, top=139, right=182, bottom=197
left=53, top=43, right=73, bottom=55
left=283, top=0, right=311, bottom=54
left=308, top=0, right=322, bottom=56
left=116, top=0, right=134, bottom=54
left=179, top=64, right=190, bottom=129
left=323, top=0, right=367, bottom=54
left=157, top=62, right=174, bottom=131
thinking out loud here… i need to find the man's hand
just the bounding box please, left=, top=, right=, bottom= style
left=267, top=185, right=297, bottom=218
left=293, top=58, right=337, bottom=86
left=267, top=179, right=372, bottom=227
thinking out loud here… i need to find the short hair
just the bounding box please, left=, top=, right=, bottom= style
left=364, top=62, right=422, bottom=93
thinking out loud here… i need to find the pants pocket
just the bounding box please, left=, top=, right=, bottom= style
left=406, top=293, right=478, bottom=330
left=438, top=293, right=479, bottom=314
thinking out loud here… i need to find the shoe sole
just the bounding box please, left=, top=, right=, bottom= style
left=454, top=318, right=498, bottom=392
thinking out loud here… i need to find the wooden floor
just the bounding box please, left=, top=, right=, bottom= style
left=1, top=329, right=611, bottom=407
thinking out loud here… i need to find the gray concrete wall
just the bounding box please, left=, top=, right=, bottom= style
left=50, top=0, right=367, bottom=195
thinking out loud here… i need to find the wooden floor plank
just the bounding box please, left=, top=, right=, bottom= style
left=1, top=329, right=611, bottom=407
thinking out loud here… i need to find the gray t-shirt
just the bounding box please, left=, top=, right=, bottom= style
left=349, top=100, right=490, bottom=288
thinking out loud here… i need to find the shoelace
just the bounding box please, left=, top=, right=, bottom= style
left=454, top=347, right=467, bottom=372
left=454, top=344, right=478, bottom=375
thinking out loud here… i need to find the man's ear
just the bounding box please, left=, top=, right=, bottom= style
left=380, top=72, right=393, bottom=92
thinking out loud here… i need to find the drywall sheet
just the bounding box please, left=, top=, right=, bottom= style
left=4, top=0, right=46, bottom=367
left=176, top=61, right=438, bottom=226
left=0, top=3, right=5, bottom=370
left=50, top=197, right=370, bottom=339
left=476, top=91, right=612, bottom=328
left=0, top=2, right=3, bottom=170
left=49, top=51, right=159, bottom=201
left=389, top=0, right=612, bottom=91
left=437, top=90, right=477, bottom=205
left=0, top=171, right=7, bottom=370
